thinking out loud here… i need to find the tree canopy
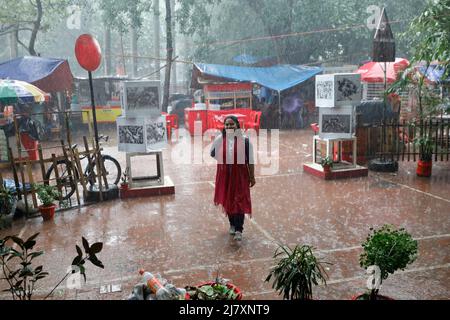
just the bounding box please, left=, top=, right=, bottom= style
left=0, top=0, right=79, bottom=55
left=177, top=0, right=427, bottom=65
left=407, top=0, right=450, bottom=67
left=99, top=0, right=153, bottom=33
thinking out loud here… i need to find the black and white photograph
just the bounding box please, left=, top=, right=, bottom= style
left=316, top=80, right=333, bottom=100
left=145, top=117, right=167, bottom=150
left=116, top=116, right=147, bottom=152
left=121, top=81, right=161, bottom=117
left=321, top=114, right=351, bottom=133
left=119, top=125, right=144, bottom=144
left=336, top=77, right=360, bottom=102
left=126, top=86, right=159, bottom=112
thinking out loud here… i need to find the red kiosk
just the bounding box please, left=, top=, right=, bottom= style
left=185, top=82, right=255, bottom=136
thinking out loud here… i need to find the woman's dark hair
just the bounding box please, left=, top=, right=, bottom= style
left=224, top=115, right=240, bottom=128
left=222, top=115, right=240, bottom=136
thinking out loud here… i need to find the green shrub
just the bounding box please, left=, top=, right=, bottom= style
left=360, top=225, right=418, bottom=299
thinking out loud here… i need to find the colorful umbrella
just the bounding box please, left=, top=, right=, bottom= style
left=0, top=79, right=50, bottom=105
left=356, top=58, right=410, bottom=83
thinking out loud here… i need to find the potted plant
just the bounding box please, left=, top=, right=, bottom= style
left=120, top=167, right=130, bottom=191
left=416, top=136, right=433, bottom=177
left=35, top=184, right=61, bottom=221
left=355, top=225, right=418, bottom=300
left=185, top=278, right=242, bottom=300
left=0, top=185, right=17, bottom=230
left=320, top=156, right=333, bottom=173
left=265, top=244, right=330, bottom=300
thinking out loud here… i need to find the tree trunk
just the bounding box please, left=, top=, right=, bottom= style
left=28, top=0, right=43, bottom=56
left=154, top=0, right=161, bottom=80
left=162, top=0, right=173, bottom=112
left=120, top=32, right=127, bottom=75
left=131, top=27, right=138, bottom=77
left=246, top=1, right=283, bottom=64
left=104, top=27, right=112, bottom=76
left=171, top=0, right=177, bottom=92
left=10, top=27, right=18, bottom=58
left=283, top=0, right=294, bottom=64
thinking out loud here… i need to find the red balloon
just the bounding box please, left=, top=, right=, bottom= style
left=75, top=34, right=102, bottom=72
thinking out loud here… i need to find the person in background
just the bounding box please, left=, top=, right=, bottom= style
left=210, top=115, right=256, bottom=242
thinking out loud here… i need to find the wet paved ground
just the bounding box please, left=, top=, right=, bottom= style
left=1, top=129, right=449, bottom=300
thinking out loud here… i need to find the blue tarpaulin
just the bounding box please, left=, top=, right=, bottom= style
left=194, top=63, right=322, bottom=92
left=419, top=65, right=449, bottom=83
left=0, top=56, right=73, bottom=92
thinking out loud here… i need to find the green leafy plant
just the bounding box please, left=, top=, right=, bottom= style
left=320, top=156, right=333, bottom=168
left=35, top=184, right=60, bottom=207
left=185, top=282, right=239, bottom=300
left=416, top=136, right=433, bottom=161
left=0, top=233, right=47, bottom=300
left=0, top=185, right=15, bottom=218
left=388, top=0, right=449, bottom=151
left=265, top=244, right=331, bottom=300
left=121, top=167, right=130, bottom=185
left=45, top=236, right=104, bottom=299
left=0, top=233, right=104, bottom=300
left=359, top=225, right=418, bottom=300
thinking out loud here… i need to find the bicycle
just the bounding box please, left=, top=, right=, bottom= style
left=45, top=135, right=122, bottom=200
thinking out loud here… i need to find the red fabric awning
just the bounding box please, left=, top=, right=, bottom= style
left=32, top=60, right=73, bottom=93
left=356, top=58, right=409, bottom=83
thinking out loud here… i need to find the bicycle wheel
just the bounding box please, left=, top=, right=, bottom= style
left=87, top=155, right=122, bottom=187
left=45, top=160, right=79, bottom=200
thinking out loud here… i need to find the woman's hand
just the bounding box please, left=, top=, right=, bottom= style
left=248, top=164, right=256, bottom=187
left=249, top=176, right=256, bottom=188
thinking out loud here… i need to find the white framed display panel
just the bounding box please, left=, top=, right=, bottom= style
left=120, top=80, right=161, bottom=117
left=318, top=105, right=355, bottom=139
left=126, top=151, right=164, bottom=187
left=117, top=116, right=167, bottom=152
left=315, top=73, right=362, bottom=108
left=145, top=116, right=168, bottom=151
left=117, top=116, right=146, bottom=153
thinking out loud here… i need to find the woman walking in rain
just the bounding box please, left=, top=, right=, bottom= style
left=210, top=115, right=256, bottom=241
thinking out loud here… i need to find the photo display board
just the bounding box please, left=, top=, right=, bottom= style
left=318, top=106, right=354, bottom=139
left=316, top=73, right=362, bottom=108
left=117, top=116, right=167, bottom=152
left=120, top=80, right=161, bottom=117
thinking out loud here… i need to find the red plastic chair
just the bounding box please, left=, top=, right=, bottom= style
left=167, top=114, right=179, bottom=129
left=246, top=111, right=261, bottom=134
left=310, top=123, right=319, bottom=134
left=164, top=113, right=179, bottom=140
